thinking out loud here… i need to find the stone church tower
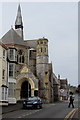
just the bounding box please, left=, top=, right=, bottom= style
left=15, top=4, right=23, bottom=39
left=36, top=38, right=49, bottom=99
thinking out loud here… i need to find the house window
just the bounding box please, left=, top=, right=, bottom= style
left=9, top=49, right=14, bottom=60
left=2, top=69, right=5, bottom=80
left=15, top=50, right=17, bottom=62
left=5, top=88, right=7, bottom=100
left=40, top=41, right=43, bottom=44
left=37, top=41, right=39, bottom=45
left=18, top=50, right=25, bottom=63
left=17, top=55, right=18, bottom=62
left=29, top=50, right=33, bottom=57
left=44, top=41, right=46, bottom=44
left=3, top=49, right=5, bottom=59
left=41, top=48, right=42, bottom=52
left=45, top=48, right=46, bottom=52
left=9, top=64, right=13, bottom=77
left=19, top=56, right=21, bottom=63
left=8, top=83, right=14, bottom=97
left=2, top=87, right=4, bottom=100
left=22, top=56, right=24, bottom=63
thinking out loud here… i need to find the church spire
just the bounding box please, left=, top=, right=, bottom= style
left=15, top=4, right=24, bottom=39
left=15, top=4, right=23, bottom=29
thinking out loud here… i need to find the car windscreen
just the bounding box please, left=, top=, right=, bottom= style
left=27, top=97, right=38, bottom=101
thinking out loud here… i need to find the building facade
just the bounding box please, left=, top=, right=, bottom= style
left=0, top=4, right=56, bottom=104
left=53, top=73, right=59, bottom=102
left=0, top=4, right=70, bottom=105
left=0, top=42, right=8, bottom=105
left=58, top=75, right=69, bottom=100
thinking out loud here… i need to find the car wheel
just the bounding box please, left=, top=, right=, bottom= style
left=23, top=105, right=26, bottom=109
left=37, top=105, right=40, bottom=109
left=37, top=105, right=42, bottom=109
left=39, top=105, right=42, bottom=109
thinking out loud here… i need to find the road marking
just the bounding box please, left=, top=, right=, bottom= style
left=70, top=108, right=78, bottom=118
left=18, top=109, right=41, bottom=118
left=3, top=104, right=55, bottom=118
left=64, top=108, right=78, bottom=120
left=19, top=104, right=55, bottom=118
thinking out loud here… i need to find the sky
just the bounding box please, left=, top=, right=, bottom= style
left=0, top=1, right=78, bottom=86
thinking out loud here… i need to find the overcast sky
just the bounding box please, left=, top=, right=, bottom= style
left=0, top=2, right=78, bottom=86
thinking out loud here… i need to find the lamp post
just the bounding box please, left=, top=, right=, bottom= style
left=27, top=48, right=35, bottom=97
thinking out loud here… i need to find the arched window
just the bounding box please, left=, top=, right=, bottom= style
left=37, top=41, right=39, bottom=45
left=40, top=41, right=43, bottom=44
left=45, top=48, right=46, bottom=52
left=22, top=56, right=24, bottom=63
left=18, top=50, right=25, bottom=63
left=19, top=56, right=22, bottom=63
left=41, top=47, right=42, bottom=52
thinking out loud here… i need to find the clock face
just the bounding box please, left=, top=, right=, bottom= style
left=18, top=50, right=23, bottom=55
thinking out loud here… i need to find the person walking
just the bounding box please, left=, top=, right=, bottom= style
left=68, top=94, right=74, bottom=108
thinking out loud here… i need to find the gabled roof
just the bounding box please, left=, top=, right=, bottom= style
left=1, top=28, right=26, bottom=46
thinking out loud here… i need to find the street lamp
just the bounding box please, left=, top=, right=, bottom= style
left=27, top=48, right=35, bottom=97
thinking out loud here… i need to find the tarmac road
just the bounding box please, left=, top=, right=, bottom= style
left=2, top=100, right=78, bottom=119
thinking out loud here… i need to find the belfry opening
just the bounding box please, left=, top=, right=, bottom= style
left=20, top=81, right=31, bottom=99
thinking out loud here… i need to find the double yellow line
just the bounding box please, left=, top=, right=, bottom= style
left=64, top=108, right=78, bottom=120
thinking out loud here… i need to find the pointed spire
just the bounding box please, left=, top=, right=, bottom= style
left=15, top=4, right=23, bottom=29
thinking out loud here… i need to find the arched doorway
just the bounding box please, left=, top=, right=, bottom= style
left=20, top=81, right=31, bottom=98
left=16, top=73, right=38, bottom=100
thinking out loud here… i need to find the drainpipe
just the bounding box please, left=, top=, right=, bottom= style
left=28, top=49, right=30, bottom=98
left=38, top=79, right=40, bottom=97
left=28, top=48, right=35, bottom=97
left=7, top=49, right=9, bottom=104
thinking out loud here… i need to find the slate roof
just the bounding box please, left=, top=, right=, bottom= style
left=1, top=28, right=26, bottom=46
left=24, top=37, right=48, bottom=49
left=24, top=40, right=37, bottom=48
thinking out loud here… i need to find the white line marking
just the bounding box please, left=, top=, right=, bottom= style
left=17, top=109, right=41, bottom=118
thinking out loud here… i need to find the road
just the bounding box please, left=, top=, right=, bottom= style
left=2, top=100, right=78, bottom=119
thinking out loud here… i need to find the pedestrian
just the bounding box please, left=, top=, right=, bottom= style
left=68, top=93, right=74, bottom=108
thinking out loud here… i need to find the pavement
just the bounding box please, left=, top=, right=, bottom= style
left=1, top=101, right=23, bottom=115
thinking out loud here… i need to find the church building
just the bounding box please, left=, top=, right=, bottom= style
left=0, top=4, right=60, bottom=104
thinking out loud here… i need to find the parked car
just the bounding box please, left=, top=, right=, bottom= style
left=23, top=96, right=42, bottom=109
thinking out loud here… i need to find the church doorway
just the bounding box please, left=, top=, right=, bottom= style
left=20, top=81, right=31, bottom=99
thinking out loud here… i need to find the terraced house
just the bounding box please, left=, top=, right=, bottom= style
left=0, top=4, right=61, bottom=105
left=0, top=42, right=8, bottom=105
